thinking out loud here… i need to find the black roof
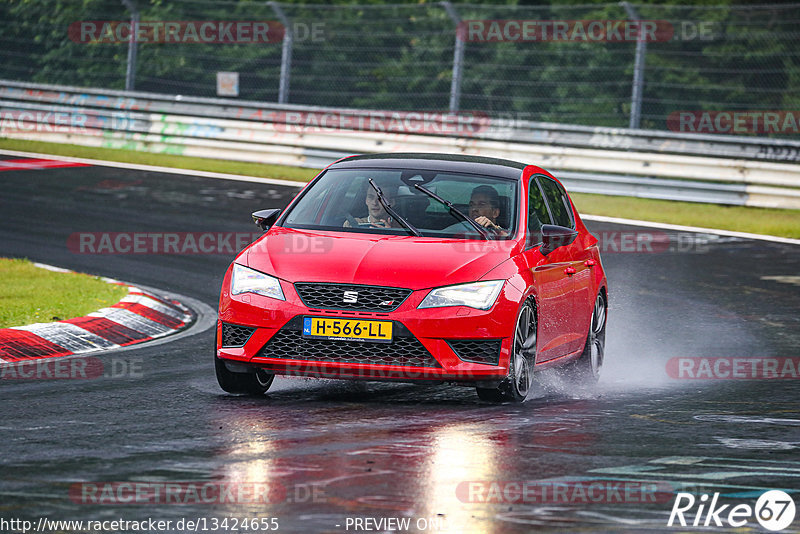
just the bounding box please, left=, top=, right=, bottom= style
left=329, top=153, right=527, bottom=180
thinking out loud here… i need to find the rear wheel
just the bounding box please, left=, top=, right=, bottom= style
left=476, top=298, right=536, bottom=402
left=215, top=353, right=275, bottom=395
left=566, top=291, right=606, bottom=383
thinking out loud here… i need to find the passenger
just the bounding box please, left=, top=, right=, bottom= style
left=344, top=180, right=399, bottom=228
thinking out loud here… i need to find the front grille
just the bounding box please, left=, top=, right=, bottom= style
left=258, top=326, right=440, bottom=368
left=221, top=323, right=256, bottom=348
left=294, top=283, right=412, bottom=312
left=447, top=339, right=502, bottom=365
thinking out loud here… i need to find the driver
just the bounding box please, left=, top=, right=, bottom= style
left=344, top=181, right=399, bottom=228
left=469, top=185, right=507, bottom=235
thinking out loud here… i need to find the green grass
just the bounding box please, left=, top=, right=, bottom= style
left=2, top=137, right=799, bottom=238
left=0, top=138, right=318, bottom=182
left=0, top=258, right=129, bottom=328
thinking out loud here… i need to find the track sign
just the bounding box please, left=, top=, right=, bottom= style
left=217, top=72, right=239, bottom=97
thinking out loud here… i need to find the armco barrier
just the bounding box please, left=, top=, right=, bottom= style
left=2, top=80, right=800, bottom=209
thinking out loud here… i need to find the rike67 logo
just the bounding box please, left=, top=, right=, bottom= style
left=668, top=490, right=796, bottom=531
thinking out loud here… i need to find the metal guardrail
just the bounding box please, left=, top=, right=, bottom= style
left=2, top=80, right=800, bottom=209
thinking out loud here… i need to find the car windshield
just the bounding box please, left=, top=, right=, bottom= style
left=281, top=168, right=519, bottom=239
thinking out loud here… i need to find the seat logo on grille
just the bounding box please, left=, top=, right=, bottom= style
left=343, top=290, right=358, bottom=303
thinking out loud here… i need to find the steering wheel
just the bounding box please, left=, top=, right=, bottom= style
left=345, top=214, right=386, bottom=229
left=345, top=214, right=361, bottom=228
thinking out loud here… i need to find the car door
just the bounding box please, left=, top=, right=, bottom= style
left=521, top=176, right=575, bottom=363
left=537, top=176, right=593, bottom=355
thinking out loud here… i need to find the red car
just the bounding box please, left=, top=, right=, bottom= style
left=216, top=153, right=607, bottom=402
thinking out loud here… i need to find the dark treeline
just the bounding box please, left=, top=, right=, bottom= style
left=1, top=0, right=798, bottom=130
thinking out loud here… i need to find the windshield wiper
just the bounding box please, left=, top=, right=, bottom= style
left=413, top=183, right=490, bottom=240
left=367, top=179, right=422, bottom=237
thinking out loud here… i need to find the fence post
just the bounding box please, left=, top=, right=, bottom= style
left=121, top=0, right=139, bottom=91
left=269, top=1, right=292, bottom=104
left=621, top=2, right=645, bottom=130
left=441, top=1, right=464, bottom=113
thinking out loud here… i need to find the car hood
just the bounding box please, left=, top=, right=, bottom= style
left=245, top=227, right=519, bottom=290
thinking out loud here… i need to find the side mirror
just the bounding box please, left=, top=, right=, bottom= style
left=252, top=209, right=281, bottom=231
left=540, top=224, right=578, bottom=255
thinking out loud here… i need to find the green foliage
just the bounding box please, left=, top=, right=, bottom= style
left=1, top=0, right=798, bottom=132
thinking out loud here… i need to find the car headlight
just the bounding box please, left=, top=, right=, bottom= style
left=231, top=264, right=285, bottom=300
left=418, top=280, right=504, bottom=310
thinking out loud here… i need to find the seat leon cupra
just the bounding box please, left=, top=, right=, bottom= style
left=216, top=153, right=608, bottom=402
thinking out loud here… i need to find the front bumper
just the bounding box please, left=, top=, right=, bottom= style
left=216, top=278, right=522, bottom=383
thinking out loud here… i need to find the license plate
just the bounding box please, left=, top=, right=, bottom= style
left=302, top=317, right=393, bottom=343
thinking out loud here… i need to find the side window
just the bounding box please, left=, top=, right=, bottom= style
left=283, top=178, right=329, bottom=225
left=527, top=177, right=551, bottom=246
left=538, top=177, right=574, bottom=229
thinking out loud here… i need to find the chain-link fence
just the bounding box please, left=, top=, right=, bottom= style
left=1, top=1, right=799, bottom=133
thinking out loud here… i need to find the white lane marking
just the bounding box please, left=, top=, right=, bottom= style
left=89, top=308, right=173, bottom=337
left=0, top=148, right=308, bottom=188
left=32, top=262, right=127, bottom=285
left=714, top=437, right=798, bottom=450
left=11, top=322, right=119, bottom=353
left=582, top=214, right=800, bottom=245
left=761, top=275, right=800, bottom=287
left=570, top=512, right=647, bottom=526
left=695, top=415, right=800, bottom=426
left=0, top=160, right=61, bottom=170
left=119, top=294, right=186, bottom=320
left=31, top=262, right=72, bottom=273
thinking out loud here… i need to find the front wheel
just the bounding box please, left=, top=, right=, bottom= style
left=476, top=298, right=536, bottom=402
left=215, top=353, right=275, bottom=395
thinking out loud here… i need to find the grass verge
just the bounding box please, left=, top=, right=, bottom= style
left=571, top=193, right=800, bottom=239
left=0, top=138, right=318, bottom=182
left=0, top=258, right=129, bottom=328
left=2, top=138, right=799, bottom=238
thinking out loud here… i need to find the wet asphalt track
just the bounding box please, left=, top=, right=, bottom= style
left=1, top=157, right=799, bottom=533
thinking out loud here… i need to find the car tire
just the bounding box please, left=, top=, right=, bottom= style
left=476, top=297, right=536, bottom=402
left=215, top=353, right=275, bottom=395
left=566, top=291, right=606, bottom=383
